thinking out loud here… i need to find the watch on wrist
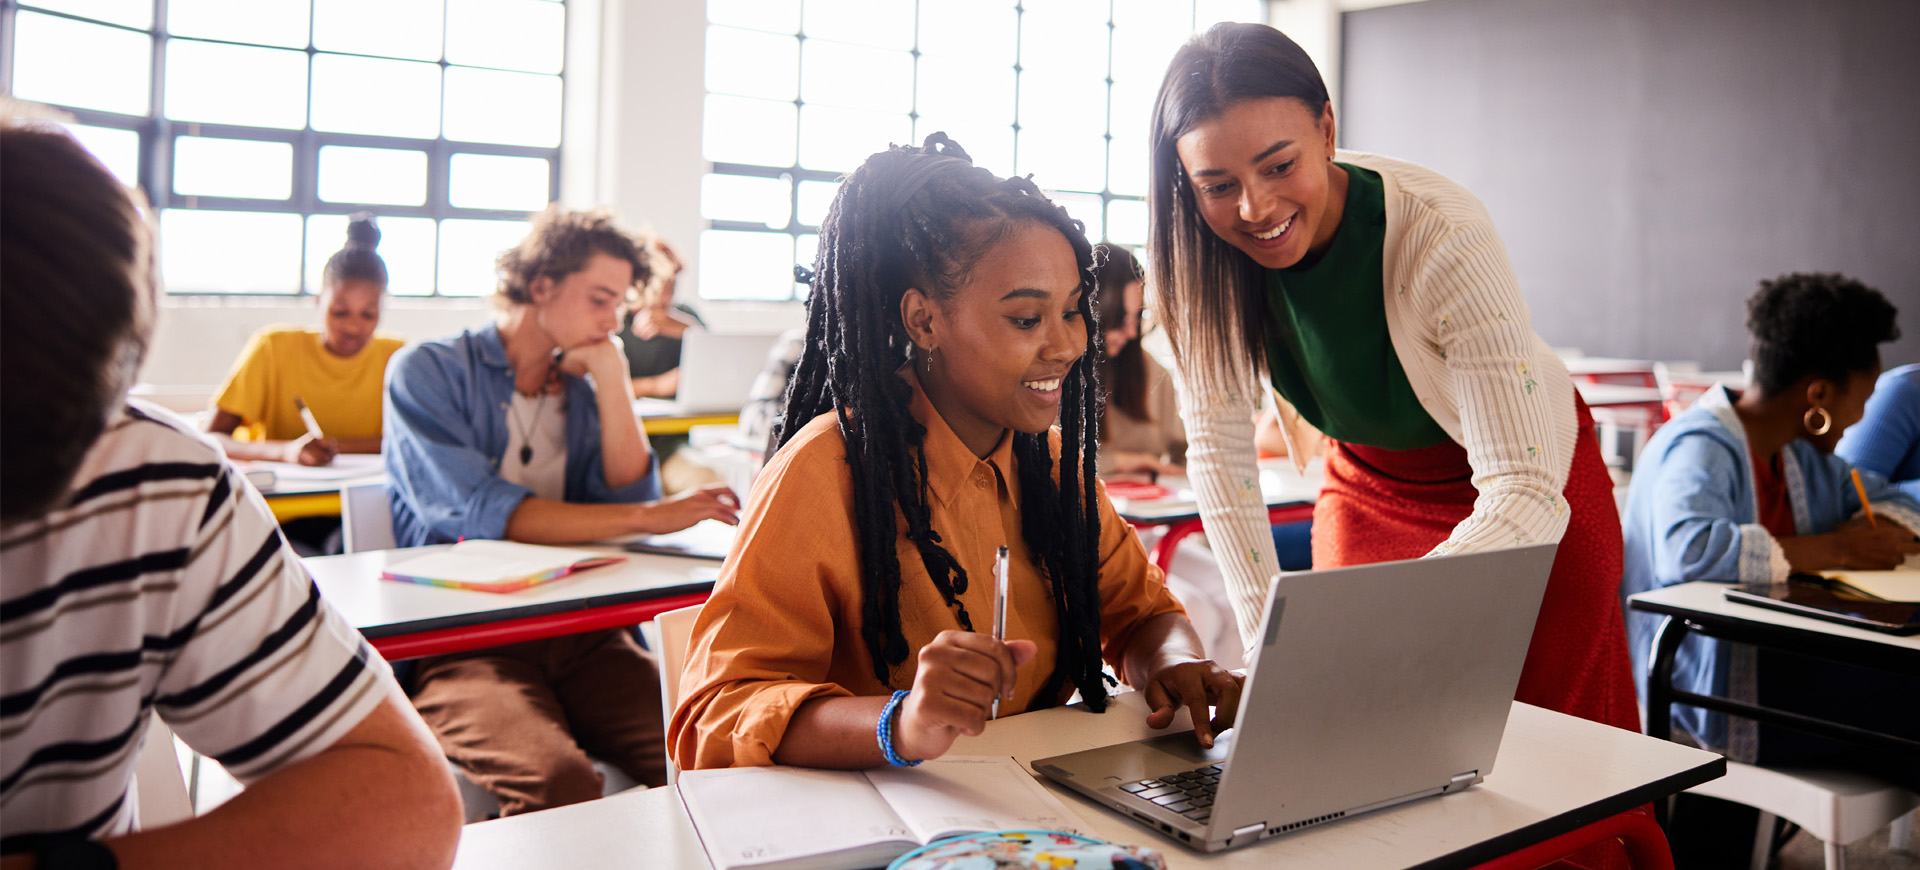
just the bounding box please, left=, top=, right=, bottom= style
left=32, top=834, right=118, bottom=870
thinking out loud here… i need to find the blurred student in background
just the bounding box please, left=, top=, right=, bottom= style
left=619, top=238, right=704, bottom=399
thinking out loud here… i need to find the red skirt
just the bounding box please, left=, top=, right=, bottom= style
left=1312, top=396, right=1640, bottom=735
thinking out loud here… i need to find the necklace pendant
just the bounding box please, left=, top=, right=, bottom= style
left=520, top=444, right=533, bottom=465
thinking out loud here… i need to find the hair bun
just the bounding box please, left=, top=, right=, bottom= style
left=344, top=212, right=381, bottom=250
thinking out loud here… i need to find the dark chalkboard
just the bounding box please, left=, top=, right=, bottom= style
left=1340, top=0, right=1919, bottom=370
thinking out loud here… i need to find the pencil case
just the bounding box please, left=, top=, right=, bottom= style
left=887, top=830, right=1166, bottom=870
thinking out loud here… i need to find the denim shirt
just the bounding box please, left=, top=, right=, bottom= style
left=383, top=322, right=660, bottom=547
left=1837, top=364, right=1920, bottom=501
left=1620, top=384, right=1920, bottom=757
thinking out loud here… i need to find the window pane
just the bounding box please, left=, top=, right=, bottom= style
left=698, top=230, right=794, bottom=301
left=11, top=12, right=151, bottom=115
left=450, top=153, right=551, bottom=211
left=1046, top=191, right=1103, bottom=246
left=914, top=116, right=1012, bottom=179
left=319, top=146, right=428, bottom=205
left=802, top=0, right=912, bottom=50
left=174, top=137, right=293, bottom=199
left=1107, top=128, right=1149, bottom=198
left=703, top=95, right=797, bottom=167
left=311, top=53, right=442, bottom=139
left=439, top=219, right=529, bottom=296
left=1019, top=0, right=1111, bottom=76
left=62, top=123, right=141, bottom=186
left=444, top=67, right=561, bottom=146
left=166, top=40, right=307, bottom=128
left=1106, top=197, right=1147, bottom=246
left=706, top=26, right=798, bottom=101
left=794, top=179, right=838, bottom=228
left=701, top=173, right=792, bottom=229
left=168, top=0, right=310, bottom=49
left=160, top=209, right=303, bottom=293
left=307, top=214, right=438, bottom=296
left=312, top=0, right=443, bottom=61
left=1196, top=0, right=1264, bottom=26
left=1112, top=0, right=1195, bottom=84
left=801, top=40, right=911, bottom=113
left=917, top=56, right=1014, bottom=125
left=20, top=0, right=150, bottom=28
left=1018, top=71, right=1110, bottom=193
left=918, top=0, right=1015, bottom=62
left=707, top=0, right=799, bottom=35
left=798, top=104, right=909, bottom=173
left=446, top=0, right=565, bottom=74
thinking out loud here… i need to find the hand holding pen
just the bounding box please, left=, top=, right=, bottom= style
left=287, top=397, right=339, bottom=467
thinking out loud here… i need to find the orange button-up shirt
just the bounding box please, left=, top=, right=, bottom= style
left=671, top=373, right=1185, bottom=770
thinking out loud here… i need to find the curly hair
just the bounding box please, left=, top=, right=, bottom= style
left=775, top=133, right=1114, bottom=711
left=495, top=206, right=653, bottom=305
left=1746, top=272, right=1901, bottom=397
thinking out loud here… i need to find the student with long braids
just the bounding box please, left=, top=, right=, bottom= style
left=671, top=135, right=1241, bottom=770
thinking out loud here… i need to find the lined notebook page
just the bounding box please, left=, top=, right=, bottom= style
left=1826, top=567, right=1920, bottom=603
left=865, top=756, right=1091, bottom=844
left=676, top=766, right=912, bottom=870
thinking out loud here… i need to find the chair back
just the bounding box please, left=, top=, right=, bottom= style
left=341, top=483, right=396, bottom=553
left=654, top=603, right=704, bottom=783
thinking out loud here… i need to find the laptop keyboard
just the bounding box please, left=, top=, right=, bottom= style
left=1117, top=764, right=1224, bottom=823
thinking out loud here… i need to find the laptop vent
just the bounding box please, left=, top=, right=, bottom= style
left=1271, top=810, right=1346, bottom=835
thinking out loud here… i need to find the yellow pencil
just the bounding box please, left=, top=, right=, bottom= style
left=1851, top=468, right=1876, bottom=528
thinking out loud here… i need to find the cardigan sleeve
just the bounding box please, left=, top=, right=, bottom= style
left=1414, top=221, right=1577, bottom=557
left=1169, top=365, right=1281, bottom=655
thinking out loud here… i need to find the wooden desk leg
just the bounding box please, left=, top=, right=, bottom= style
left=1150, top=520, right=1204, bottom=574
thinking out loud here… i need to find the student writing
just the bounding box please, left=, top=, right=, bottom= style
left=205, top=214, right=401, bottom=466
left=671, top=135, right=1241, bottom=771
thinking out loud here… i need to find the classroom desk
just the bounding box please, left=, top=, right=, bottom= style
left=1628, top=581, right=1920, bottom=756
left=1113, top=459, right=1323, bottom=572
left=304, top=545, right=719, bottom=661
left=635, top=397, right=741, bottom=437
left=257, top=473, right=385, bottom=523
left=447, top=693, right=1723, bottom=870
left=1562, top=356, right=1658, bottom=386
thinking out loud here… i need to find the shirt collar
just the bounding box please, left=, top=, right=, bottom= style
left=474, top=321, right=512, bottom=370
left=907, top=367, right=1018, bottom=508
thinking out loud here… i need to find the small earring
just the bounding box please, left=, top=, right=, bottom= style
left=922, top=345, right=936, bottom=375
left=1803, top=405, right=1832, bottom=436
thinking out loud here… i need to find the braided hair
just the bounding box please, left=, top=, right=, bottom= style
left=775, top=133, right=1114, bottom=712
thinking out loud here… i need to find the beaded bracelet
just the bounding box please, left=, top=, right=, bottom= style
left=877, top=689, right=922, bottom=767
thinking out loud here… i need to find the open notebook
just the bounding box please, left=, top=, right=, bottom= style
left=380, top=541, right=624, bottom=593
left=676, top=756, right=1090, bottom=870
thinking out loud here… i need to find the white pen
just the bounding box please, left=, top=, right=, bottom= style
left=293, top=396, right=326, bottom=442
left=991, top=545, right=1009, bottom=720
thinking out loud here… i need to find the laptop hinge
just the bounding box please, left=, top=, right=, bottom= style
left=1447, top=771, right=1480, bottom=791
left=1232, top=822, right=1265, bottom=840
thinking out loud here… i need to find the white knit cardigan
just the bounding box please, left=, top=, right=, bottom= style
left=1173, top=150, right=1581, bottom=652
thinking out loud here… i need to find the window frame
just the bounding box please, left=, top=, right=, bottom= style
left=0, top=0, right=568, bottom=297
left=699, top=0, right=1244, bottom=302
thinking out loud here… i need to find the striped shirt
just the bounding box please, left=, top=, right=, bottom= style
left=1, top=401, right=391, bottom=853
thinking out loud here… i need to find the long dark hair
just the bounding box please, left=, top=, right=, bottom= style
left=1148, top=22, right=1331, bottom=395
left=775, top=133, right=1113, bottom=712
left=1094, top=246, right=1150, bottom=431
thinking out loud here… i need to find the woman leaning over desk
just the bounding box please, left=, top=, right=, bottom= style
left=1147, top=23, right=1637, bottom=734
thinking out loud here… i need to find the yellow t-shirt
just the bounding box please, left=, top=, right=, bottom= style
left=212, top=326, right=404, bottom=443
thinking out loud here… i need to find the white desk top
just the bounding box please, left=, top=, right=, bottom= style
left=1113, top=458, right=1324, bottom=523
left=1560, top=356, right=1654, bottom=376
left=1573, top=382, right=1664, bottom=407
left=304, top=545, right=721, bottom=638
left=1628, top=581, right=1920, bottom=651
left=451, top=692, right=1721, bottom=870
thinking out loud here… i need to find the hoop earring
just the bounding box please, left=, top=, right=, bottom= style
left=1803, top=406, right=1832, bottom=436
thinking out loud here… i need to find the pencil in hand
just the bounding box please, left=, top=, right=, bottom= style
left=1850, top=468, right=1877, bottom=528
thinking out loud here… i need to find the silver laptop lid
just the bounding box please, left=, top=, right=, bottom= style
left=673, top=331, right=782, bottom=414
left=1206, top=543, right=1558, bottom=837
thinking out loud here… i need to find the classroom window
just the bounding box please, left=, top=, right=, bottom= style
left=696, top=0, right=1263, bottom=301
left=2, top=0, right=568, bottom=296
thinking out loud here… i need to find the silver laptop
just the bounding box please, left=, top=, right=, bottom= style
left=655, top=330, right=783, bottom=415
left=1033, top=544, right=1557, bottom=852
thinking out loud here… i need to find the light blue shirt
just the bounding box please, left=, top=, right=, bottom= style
left=1620, top=384, right=1920, bottom=757
left=1837, top=363, right=1920, bottom=501
left=383, top=322, right=660, bottom=547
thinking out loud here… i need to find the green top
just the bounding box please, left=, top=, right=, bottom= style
left=1263, top=163, right=1450, bottom=450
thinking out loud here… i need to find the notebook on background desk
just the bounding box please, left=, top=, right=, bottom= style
left=1724, top=571, right=1920, bottom=635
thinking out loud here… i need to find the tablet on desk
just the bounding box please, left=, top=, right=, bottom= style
left=1724, top=577, right=1920, bottom=635
left=622, top=518, right=737, bottom=562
